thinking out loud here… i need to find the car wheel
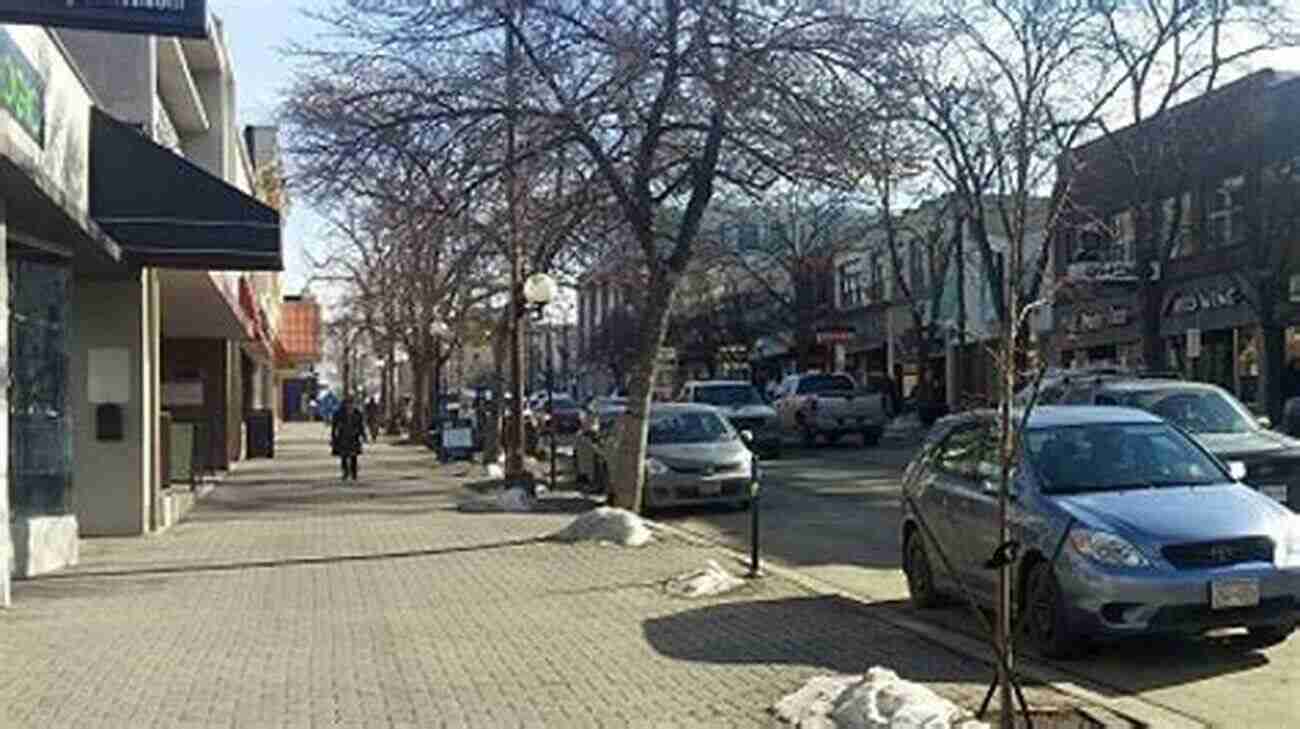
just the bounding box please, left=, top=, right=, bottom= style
left=1246, top=623, right=1294, bottom=648
left=734, top=498, right=752, bottom=511
left=824, top=432, right=842, bottom=446
left=903, top=531, right=942, bottom=609
left=1024, top=561, right=1081, bottom=659
left=861, top=429, right=881, bottom=447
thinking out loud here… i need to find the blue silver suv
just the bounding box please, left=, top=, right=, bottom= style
left=900, top=406, right=1300, bottom=657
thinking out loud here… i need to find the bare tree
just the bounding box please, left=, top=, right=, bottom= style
left=284, top=0, right=918, bottom=510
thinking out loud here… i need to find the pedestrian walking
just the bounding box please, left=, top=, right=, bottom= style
left=364, top=396, right=381, bottom=440
left=331, top=396, right=368, bottom=481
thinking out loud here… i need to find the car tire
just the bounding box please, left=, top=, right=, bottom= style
left=1024, top=561, right=1082, bottom=659
left=825, top=432, right=842, bottom=446
left=1246, top=622, right=1294, bottom=648
left=734, top=498, right=752, bottom=511
left=861, top=429, right=881, bottom=447
left=801, top=427, right=818, bottom=448
left=903, top=531, right=942, bottom=609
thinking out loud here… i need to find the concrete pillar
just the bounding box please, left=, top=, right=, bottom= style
left=0, top=197, right=10, bottom=606
left=71, top=271, right=156, bottom=536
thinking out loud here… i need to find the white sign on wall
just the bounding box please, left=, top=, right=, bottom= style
left=1187, top=328, right=1202, bottom=359
left=162, top=381, right=204, bottom=407
left=88, top=347, right=129, bottom=404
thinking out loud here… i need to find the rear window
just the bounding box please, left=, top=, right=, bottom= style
left=797, top=375, right=855, bottom=394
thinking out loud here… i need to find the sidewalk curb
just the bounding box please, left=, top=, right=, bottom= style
left=649, top=519, right=1209, bottom=729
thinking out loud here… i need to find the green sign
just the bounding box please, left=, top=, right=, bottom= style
left=0, top=29, right=44, bottom=146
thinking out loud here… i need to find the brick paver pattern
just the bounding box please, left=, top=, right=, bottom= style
left=0, top=423, right=1068, bottom=729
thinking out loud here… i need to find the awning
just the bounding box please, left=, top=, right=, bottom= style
left=88, top=107, right=282, bottom=271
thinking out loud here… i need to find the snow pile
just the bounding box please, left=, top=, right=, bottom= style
left=458, top=486, right=534, bottom=513
left=772, top=667, right=989, bottom=729
left=549, top=507, right=654, bottom=547
left=664, top=560, right=745, bottom=598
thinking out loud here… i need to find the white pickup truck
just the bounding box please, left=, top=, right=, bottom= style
left=774, top=372, right=888, bottom=447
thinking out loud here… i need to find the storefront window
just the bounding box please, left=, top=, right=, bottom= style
left=9, top=259, right=72, bottom=515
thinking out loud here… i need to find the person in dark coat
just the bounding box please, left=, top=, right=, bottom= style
left=331, top=396, right=368, bottom=480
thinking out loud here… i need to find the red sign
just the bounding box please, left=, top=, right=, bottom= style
left=815, top=329, right=855, bottom=344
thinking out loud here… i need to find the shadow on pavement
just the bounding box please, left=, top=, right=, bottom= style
left=642, top=594, right=1021, bottom=683
left=28, top=536, right=547, bottom=583
left=877, top=598, right=1272, bottom=698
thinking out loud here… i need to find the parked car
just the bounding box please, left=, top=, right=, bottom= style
left=901, top=405, right=1300, bottom=658
left=536, top=395, right=583, bottom=434
left=773, top=372, right=888, bottom=447
left=574, top=397, right=628, bottom=486
left=1024, top=370, right=1300, bottom=511
left=588, top=403, right=759, bottom=511
left=678, top=380, right=782, bottom=459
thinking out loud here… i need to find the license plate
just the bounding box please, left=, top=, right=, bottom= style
left=1210, top=578, right=1260, bottom=610
left=697, top=482, right=721, bottom=497
left=1259, top=484, right=1288, bottom=503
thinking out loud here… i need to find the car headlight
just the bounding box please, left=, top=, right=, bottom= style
left=645, top=458, right=669, bottom=477
left=1276, top=519, right=1300, bottom=568
left=1068, top=528, right=1150, bottom=568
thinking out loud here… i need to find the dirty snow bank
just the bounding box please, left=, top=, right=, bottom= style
left=458, top=486, right=534, bottom=513
left=772, top=667, right=989, bottom=729
left=665, top=560, right=745, bottom=598
left=549, top=507, right=654, bottom=546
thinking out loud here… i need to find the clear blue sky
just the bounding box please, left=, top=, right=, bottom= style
left=211, top=0, right=331, bottom=294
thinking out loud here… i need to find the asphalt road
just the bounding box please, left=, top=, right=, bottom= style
left=654, top=440, right=1300, bottom=729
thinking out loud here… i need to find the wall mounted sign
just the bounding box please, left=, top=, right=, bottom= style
left=162, top=381, right=204, bottom=408
left=1165, top=285, right=1245, bottom=316
left=0, top=1, right=208, bottom=39
left=1067, top=304, right=1131, bottom=333
left=815, top=328, right=855, bottom=345
left=1066, top=259, right=1160, bottom=284
left=0, top=28, right=44, bottom=146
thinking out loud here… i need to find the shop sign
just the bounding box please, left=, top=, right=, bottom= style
left=1066, top=259, right=1160, bottom=284
left=0, top=1, right=208, bottom=39
left=0, top=29, right=44, bottom=146
left=1165, top=285, right=1245, bottom=316
left=1067, top=304, right=1131, bottom=333
left=815, top=328, right=855, bottom=345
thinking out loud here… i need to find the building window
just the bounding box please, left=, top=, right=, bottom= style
left=838, top=258, right=864, bottom=309
left=908, top=240, right=925, bottom=294
left=1163, top=193, right=1197, bottom=258
left=737, top=222, right=761, bottom=253
left=9, top=259, right=72, bottom=516
left=869, top=252, right=885, bottom=302
left=1208, top=176, right=1246, bottom=248
left=1111, top=210, right=1135, bottom=262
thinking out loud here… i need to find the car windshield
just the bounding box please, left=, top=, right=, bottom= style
left=798, top=375, right=855, bottom=394
left=648, top=411, right=736, bottom=444
left=693, top=385, right=762, bottom=406
left=1024, top=422, right=1225, bottom=494
left=1111, top=387, right=1255, bottom=434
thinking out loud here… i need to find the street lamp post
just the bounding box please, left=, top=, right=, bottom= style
left=520, top=272, right=558, bottom=493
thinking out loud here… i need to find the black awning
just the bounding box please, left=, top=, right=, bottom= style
left=89, top=107, right=282, bottom=271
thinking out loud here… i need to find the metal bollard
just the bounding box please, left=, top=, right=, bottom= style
left=747, top=464, right=762, bottom=578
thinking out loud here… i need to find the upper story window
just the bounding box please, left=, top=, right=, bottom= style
left=908, top=240, right=925, bottom=294
left=1162, top=193, right=1196, bottom=259
left=837, top=258, right=864, bottom=309
left=869, top=251, right=886, bottom=302
left=1208, top=176, right=1246, bottom=248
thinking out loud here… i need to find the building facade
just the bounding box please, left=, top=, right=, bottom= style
left=1053, top=69, right=1300, bottom=410
left=1, top=12, right=285, bottom=605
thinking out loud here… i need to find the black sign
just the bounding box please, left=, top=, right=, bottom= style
left=0, top=1, right=208, bottom=39
left=0, top=29, right=44, bottom=146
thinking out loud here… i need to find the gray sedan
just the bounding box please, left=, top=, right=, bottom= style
left=591, top=403, right=758, bottom=511
left=901, top=405, right=1300, bottom=657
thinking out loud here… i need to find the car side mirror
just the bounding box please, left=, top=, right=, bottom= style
left=1227, top=460, right=1247, bottom=481
left=1257, top=416, right=1272, bottom=430
left=739, top=429, right=754, bottom=445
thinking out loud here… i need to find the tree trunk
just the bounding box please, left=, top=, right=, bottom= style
left=410, top=359, right=428, bottom=442
left=1140, top=278, right=1166, bottom=371
left=1262, top=312, right=1287, bottom=426
left=609, top=269, right=680, bottom=513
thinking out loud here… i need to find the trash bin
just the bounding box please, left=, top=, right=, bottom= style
left=245, top=409, right=275, bottom=458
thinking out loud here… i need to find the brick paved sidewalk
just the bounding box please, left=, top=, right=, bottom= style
left=2, top=423, right=1080, bottom=729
